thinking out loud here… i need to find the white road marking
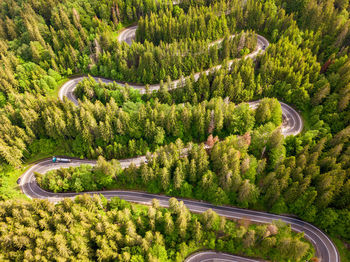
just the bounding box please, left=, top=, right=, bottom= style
left=29, top=8, right=328, bottom=262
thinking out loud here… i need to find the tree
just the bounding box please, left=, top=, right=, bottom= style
left=243, top=229, right=256, bottom=248
left=164, top=212, right=174, bottom=235
left=201, top=209, right=219, bottom=230
left=255, top=100, right=272, bottom=125
left=238, top=180, right=259, bottom=207
left=176, top=212, right=188, bottom=239
left=94, top=156, right=121, bottom=188
left=312, top=82, right=330, bottom=106
left=330, top=125, right=350, bottom=146
left=173, top=166, right=184, bottom=190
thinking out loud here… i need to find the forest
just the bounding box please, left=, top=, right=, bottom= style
left=0, top=0, right=350, bottom=260
left=0, top=195, right=313, bottom=261
left=0, top=90, right=283, bottom=167
left=36, top=129, right=350, bottom=241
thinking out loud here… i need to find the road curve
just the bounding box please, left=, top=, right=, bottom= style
left=56, top=14, right=306, bottom=262
left=118, top=25, right=138, bottom=46
left=185, top=251, right=264, bottom=262
left=59, top=27, right=302, bottom=136
left=60, top=76, right=302, bottom=136
left=62, top=28, right=269, bottom=99
left=19, top=158, right=338, bottom=262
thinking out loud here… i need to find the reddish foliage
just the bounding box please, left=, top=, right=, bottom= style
left=206, top=134, right=219, bottom=148
left=321, top=58, right=333, bottom=73
left=310, top=257, right=321, bottom=262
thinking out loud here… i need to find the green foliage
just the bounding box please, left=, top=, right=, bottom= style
left=0, top=92, right=6, bottom=107
left=36, top=136, right=272, bottom=212
left=0, top=94, right=282, bottom=166
left=136, top=5, right=230, bottom=44
left=37, top=124, right=350, bottom=242
left=28, top=139, right=56, bottom=155
left=0, top=195, right=313, bottom=262
left=1, top=0, right=350, bottom=259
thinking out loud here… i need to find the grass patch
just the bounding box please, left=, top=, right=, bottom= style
left=24, top=147, right=68, bottom=164
left=24, top=138, right=85, bottom=164
left=0, top=166, right=30, bottom=200
left=0, top=141, right=82, bottom=201
left=24, top=153, right=53, bottom=164
left=46, top=77, right=69, bottom=98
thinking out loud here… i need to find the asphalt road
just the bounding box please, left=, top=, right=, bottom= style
left=117, top=25, right=138, bottom=46
left=19, top=158, right=339, bottom=262
left=59, top=76, right=302, bottom=136
left=51, top=13, right=317, bottom=262
left=248, top=100, right=303, bottom=136
left=185, top=251, right=265, bottom=262
left=59, top=28, right=302, bottom=137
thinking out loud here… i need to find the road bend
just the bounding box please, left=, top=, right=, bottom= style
left=19, top=157, right=338, bottom=262
left=49, top=9, right=326, bottom=262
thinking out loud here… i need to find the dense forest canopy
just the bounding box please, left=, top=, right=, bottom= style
left=0, top=0, right=350, bottom=260
left=0, top=196, right=314, bottom=261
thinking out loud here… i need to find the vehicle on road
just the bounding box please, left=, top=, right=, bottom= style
left=52, top=157, right=71, bottom=163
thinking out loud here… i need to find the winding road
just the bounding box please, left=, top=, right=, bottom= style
left=20, top=157, right=338, bottom=262
left=185, top=252, right=264, bottom=262
left=24, top=22, right=334, bottom=262
left=60, top=27, right=302, bottom=137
